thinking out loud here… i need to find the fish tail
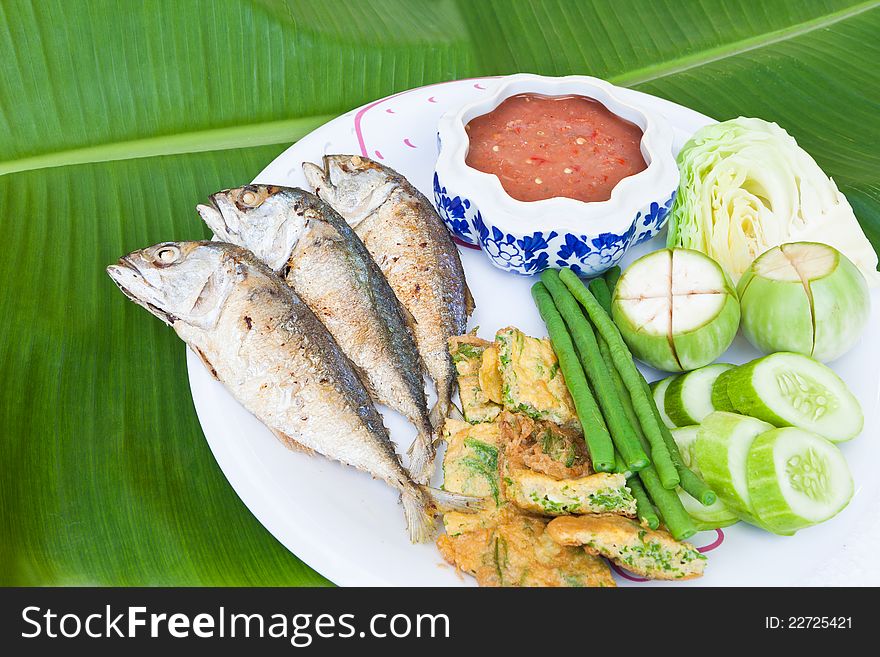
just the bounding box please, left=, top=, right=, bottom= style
left=446, top=401, right=465, bottom=422
left=405, top=426, right=436, bottom=485
left=428, top=391, right=451, bottom=431
left=421, top=486, right=487, bottom=513
left=400, top=485, right=437, bottom=544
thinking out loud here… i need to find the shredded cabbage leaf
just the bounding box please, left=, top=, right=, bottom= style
left=667, top=117, right=880, bottom=287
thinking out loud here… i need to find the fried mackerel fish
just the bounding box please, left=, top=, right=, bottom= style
left=106, top=242, right=479, bottom=543
left=547, top=515, right=707, bottom=580
left=197, top=186, right=435, bottom=483
left=437, top=419, right=614, bottom=587
left=304, top=155, right=474, bottom=436
left=497, top=412, right=636, bottom=518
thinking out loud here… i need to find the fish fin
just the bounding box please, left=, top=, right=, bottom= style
left=421, top=486, right=487, bottom=513
left=464, top=282, right=476, bottom=317
left=446, top=402, right=465, bottom=423
left=400, top=485, right=437, bottom=543
left=350, top=365, right=382, bottom=403
left=193, top=347, right=220, bottom=381
left=302, top=161, right=327, bottom=194
left=405, top=427, right=436, bottom=485
left=271, top=429, right=316, bottom=457
left=428, top=388, right=452, bottom=432
left=394, top=294, right=420, bottom=347
left=196, top=203, right=227, bottom=239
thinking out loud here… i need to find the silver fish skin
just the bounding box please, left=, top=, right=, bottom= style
left=303, top=155, right=475, bottom=449
left=106, top=241, right=461, bottom=542
left=196, top=186, right=435, bottom=484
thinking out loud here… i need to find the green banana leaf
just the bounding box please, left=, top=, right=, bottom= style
left=2, top=0, right=877, bottom=585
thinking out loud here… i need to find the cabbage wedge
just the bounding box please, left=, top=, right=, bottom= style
left=667, top=117, right=880, bottom=286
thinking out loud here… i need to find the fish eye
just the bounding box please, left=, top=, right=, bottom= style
left=236, top=186, right=268, bottom=209
left=154, top=246, right=180, bottom=264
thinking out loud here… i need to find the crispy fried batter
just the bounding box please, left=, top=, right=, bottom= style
left=479, top=346, right=503, bottom=404
left=497, top=411, right=590, bottom=478
left=495, top=411, right=636, bottom=517
left=448, top=334, right=502, bottom=423
left=495, top=327, right=579, bottom=429
left=504, top=469, right=636, bottom=517
left=437, top=508, right=615, bottom=587
left=547, top=515, right=706, bottom=580
left=439, top=416, right=615, bottom=587
left=442, top=419, right=503, bottom=503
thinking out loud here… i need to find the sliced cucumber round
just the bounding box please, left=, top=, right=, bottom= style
left=694, top=411, right=774, bottom=525
left=711, top=366, right=738, bottom=413
left=671, top=425, right=739, bottom=529
left=664, top=363, right=734, bottom=426
left=670, top=425, right=701, bottom=472
left=676, top=489, right=740, bottom=529
left=650, top=375, right=678, bottom=429
left=747, top=427, right=853, bottom=535
left=725, top=352, right=863, bottom=442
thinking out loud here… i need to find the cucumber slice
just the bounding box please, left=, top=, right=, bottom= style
left=726, top=352, right=863, bottom=442
left=650, top=376, right=678, bottom=429
left=664, top=363, right=734, bottom=426
left=711, top=366, right=738, bottom=413
left=670, top=425, right=701, bottom=472
left=670, top=425, right=740, bottom=529
left=676, top=489, right=740, bottom=529
left=694, top=411, right=774, bottom=525
left=747, top=427, right=853, bottom=534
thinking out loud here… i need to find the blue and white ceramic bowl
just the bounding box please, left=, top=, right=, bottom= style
left=434, top=74, right=679, bottom=276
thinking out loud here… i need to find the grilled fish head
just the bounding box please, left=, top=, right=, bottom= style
left=303, top=155, right=397, bottom=227
left=197, top=185, right=310, bottom=272
left=106, top=241, right=242, bottom=329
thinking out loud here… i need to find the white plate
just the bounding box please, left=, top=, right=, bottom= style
left=188, top=77, right=880, bottom=586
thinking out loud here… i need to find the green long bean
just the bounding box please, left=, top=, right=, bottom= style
left=647, top=383, right=717, bottom=506
left=597, top=336, right=696, bottom=539
left=531, top=283, right=615, bottom=472
left=588, top=277, right=612, bottom=314
left=603, top=265, right=622, bottom=295
left=559, top=268, right=679, bottom=489
left=588, top=277, right=614, bottom=316
left=590, top=276, right=715, bottom=503
left=628, top=476, right=661, bottom=530
left=541, top=270, right=648, bottom=472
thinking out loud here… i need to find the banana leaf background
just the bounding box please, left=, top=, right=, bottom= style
left=1, top=0, right=878, bottom=585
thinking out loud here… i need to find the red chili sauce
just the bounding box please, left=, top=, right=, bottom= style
left=464, top=93, right=647, bottom=203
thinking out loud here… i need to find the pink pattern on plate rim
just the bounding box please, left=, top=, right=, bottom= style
left=353, top=76, right=501, bottom=159
left=611, top=529, right=725, bottom=583
left=403, top=138, right=417, bottom=149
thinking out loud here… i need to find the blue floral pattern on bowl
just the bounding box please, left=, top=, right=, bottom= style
left=434, top=169, right=676, bottom=276
left=434, top=172, right=477, bottom=245
left=633, top=191, right=676, bottom=245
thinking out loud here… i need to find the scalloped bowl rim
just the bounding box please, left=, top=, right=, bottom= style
left=435, top=73, right=679, bottom=235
